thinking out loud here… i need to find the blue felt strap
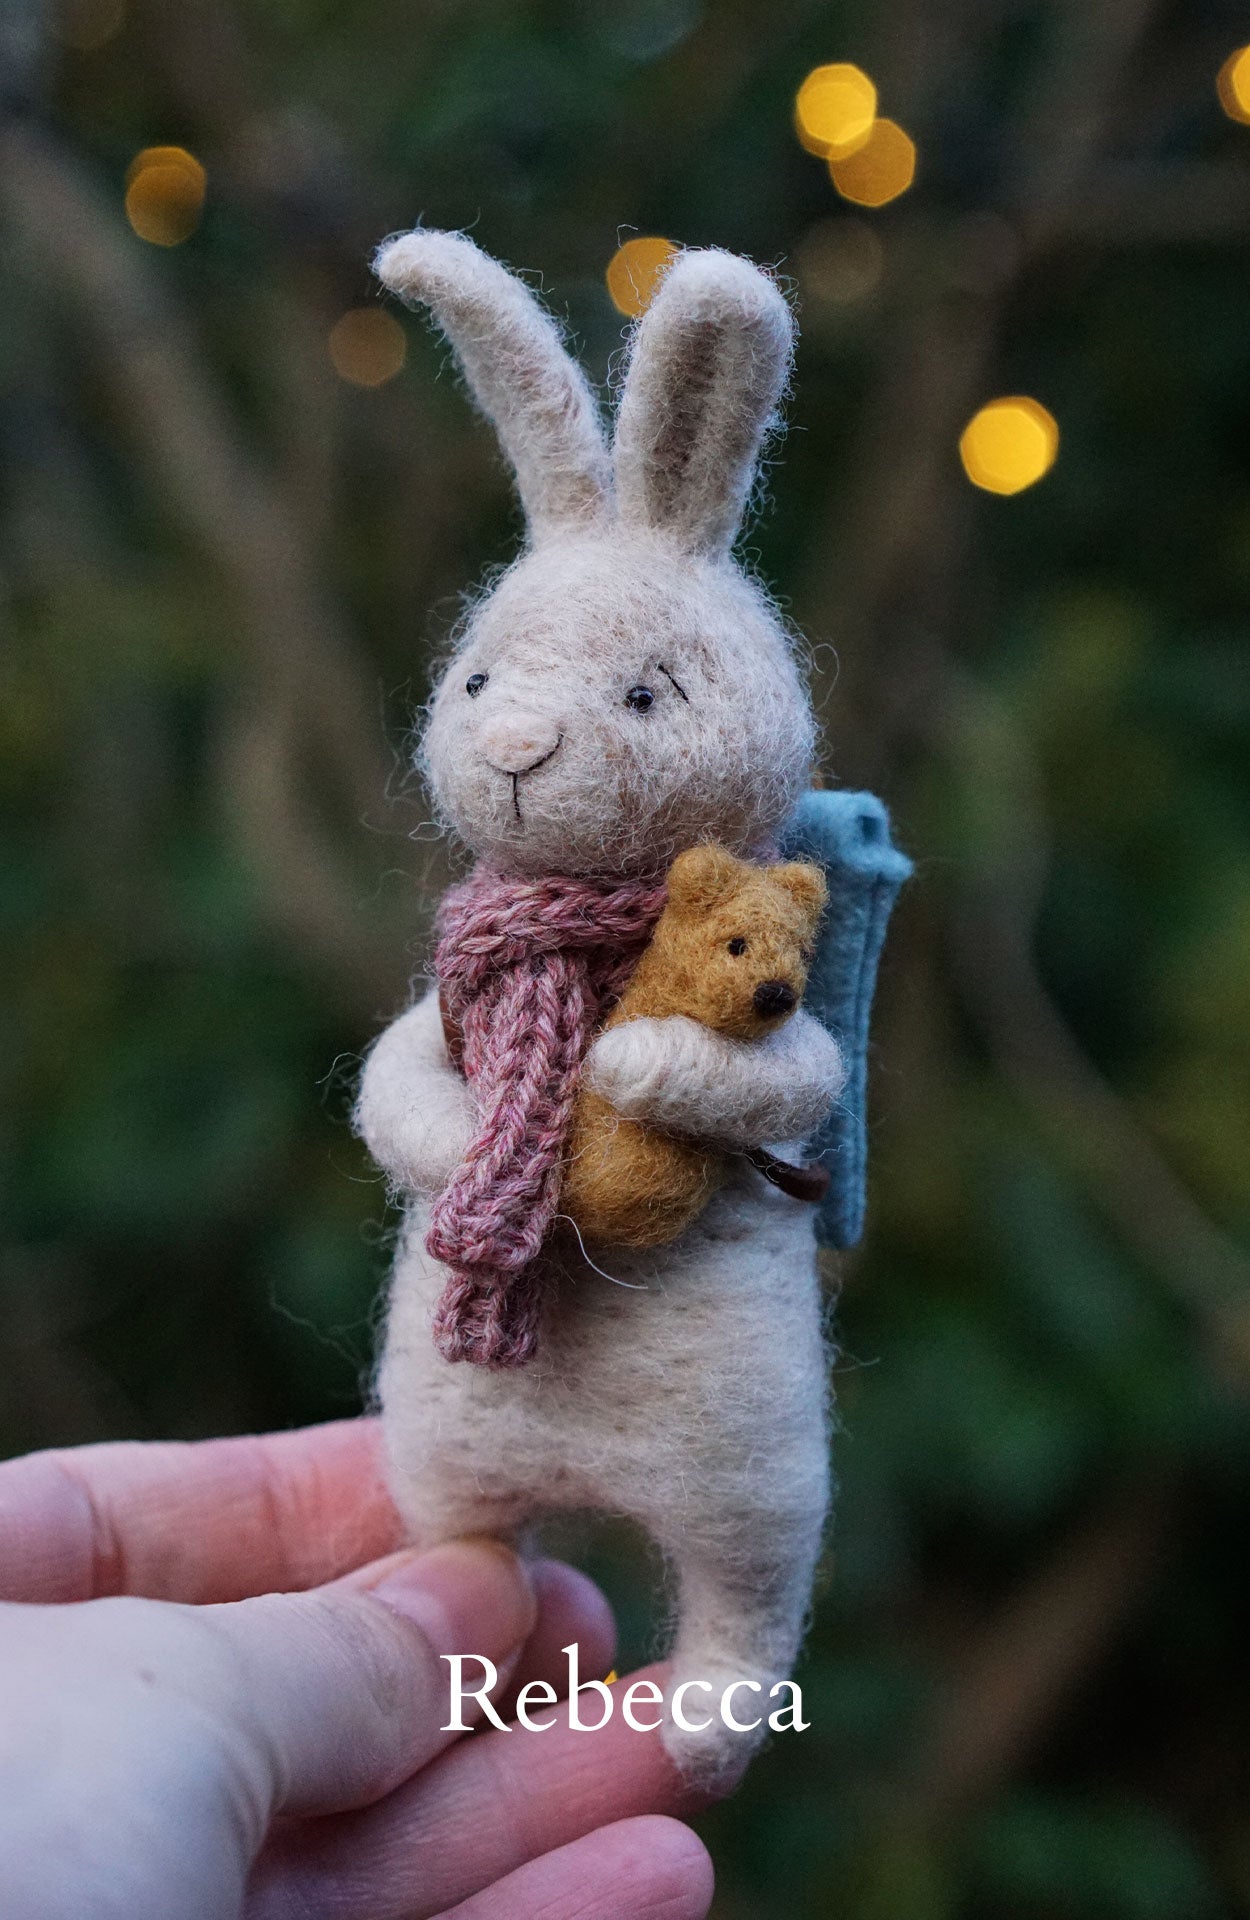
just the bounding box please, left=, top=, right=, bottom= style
left=779, top=790, right=913, bottom=1250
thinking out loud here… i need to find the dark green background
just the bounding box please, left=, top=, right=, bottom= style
left=3, top=1, right=1250, bottom=1913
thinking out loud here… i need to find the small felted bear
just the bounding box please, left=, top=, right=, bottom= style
left=562, top=844, right=829, bottom=1249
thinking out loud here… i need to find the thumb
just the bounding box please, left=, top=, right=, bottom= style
left=200, top=1539, right=535, bottom=1825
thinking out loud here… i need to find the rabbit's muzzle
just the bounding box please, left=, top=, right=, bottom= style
left=480, top=711, right=562, bottom=776
left=478, top=710, right=563, bottom=824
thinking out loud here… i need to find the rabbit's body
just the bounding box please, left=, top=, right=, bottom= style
left=363, top=989, right=833, bottom=1784
left=355, top=231, right=846, bottom=1786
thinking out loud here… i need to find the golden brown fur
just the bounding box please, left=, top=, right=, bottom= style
left=562, top=845, right=827, bottom=1247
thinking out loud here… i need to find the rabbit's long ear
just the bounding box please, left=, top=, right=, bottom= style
left=613, top=249, right=795, bottom=555
left=375, top=229, right=609, bottom=541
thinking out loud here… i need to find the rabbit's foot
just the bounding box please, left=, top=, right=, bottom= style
left=660, top=1660, right=776, bottom=1794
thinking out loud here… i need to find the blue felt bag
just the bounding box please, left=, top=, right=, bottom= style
left=779, top=790, right=913, bottom=1250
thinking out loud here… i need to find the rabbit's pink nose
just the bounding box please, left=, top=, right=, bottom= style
left=479, top=710, right=562, bottom=775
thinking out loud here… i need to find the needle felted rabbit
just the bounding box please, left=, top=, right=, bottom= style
left=356, top=228, right=847, bottom=1788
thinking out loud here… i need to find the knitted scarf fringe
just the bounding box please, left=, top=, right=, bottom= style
left=426, top=867, right=666, bottom=1368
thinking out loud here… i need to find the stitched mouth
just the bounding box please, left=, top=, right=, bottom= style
left=502, top=735, right=563, bottom=822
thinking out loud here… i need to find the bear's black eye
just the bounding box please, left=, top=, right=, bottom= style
left=465, top=672, right=488, bottom=697
left=727, top=937, right=748, bottom=957
left=624, top=685, right=655, bottom=712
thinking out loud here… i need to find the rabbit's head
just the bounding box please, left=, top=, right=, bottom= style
left=375, top=231, right=816, bottom=879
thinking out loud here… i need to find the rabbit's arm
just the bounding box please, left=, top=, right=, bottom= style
left=355, top=990, right=476, bottom=1196
left=585, top=1010, right=845, bottom=1149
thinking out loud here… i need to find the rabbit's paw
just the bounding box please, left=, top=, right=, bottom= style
left=585, top=1016, right=711, bottom=1118
left=661, top=1661, right=772, bottom=1795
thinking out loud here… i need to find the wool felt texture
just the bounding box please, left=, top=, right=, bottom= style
left=374, top=230, right=610, bottom=541
left=779, top=790, right=914, bottom=1249
left=376, top=241, right=813, bottom=887
left=563, top=845, right=828, bottom=1249
left=358, top=229, right=873, bottom=1787
left=612, top=249, right=794, bottom=555
left=425, top=866, right=665, bottom=1368
left=583, top=1002, right=844, bottom=1149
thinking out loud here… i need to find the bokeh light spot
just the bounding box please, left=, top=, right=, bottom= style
left=1217, top=45, right=1250, bottom=123
left=124, top=146, right=206, bottom=246
left=328, top=309, right=407, bottom=388
left=829, top=118, right=916, bottom=207
left=794, top=63, right=877, bottom=159
left=795, top=218, right=885, bottom=307
left=959, top=397, right=1059, bottom=495
left=55, top=0, right=126, bottom=51
left=606, top=236, right=678, bottom=316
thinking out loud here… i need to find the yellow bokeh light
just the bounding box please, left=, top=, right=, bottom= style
left=829, top=118, right=916, bottom=207
left=328, top=309, right=408, bottom=388
left=124, top=146, right=205, bottom=246
left=606, top=236, right=678, bottom=317
left=1217, top=45, right=1250, bottom=123
left=959, top=397, right=1059, bottom=495
left=330, top=309, right=408, bottom=387
left=794, top=63, right=877, bottom=159
left=124, top=144, right=204, bottom=190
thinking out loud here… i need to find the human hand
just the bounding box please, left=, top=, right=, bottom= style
left=0, top=1421, right=712, bottom=1919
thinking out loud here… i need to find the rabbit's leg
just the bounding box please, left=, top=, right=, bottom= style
left=383, top=1358, right=539, bottom=1551
left=659, top=1505, right=824, bottom=1789
left=387, top=1462, right=525, bottom=1552
left=379, top=1213, right=556, bottom=1548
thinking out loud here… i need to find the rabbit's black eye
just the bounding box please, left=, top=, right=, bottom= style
left=624, top=685, right=655, bottom=712
left=465, top=673, right=488, bottom=697
left=727, top=937, right=748, bottom=957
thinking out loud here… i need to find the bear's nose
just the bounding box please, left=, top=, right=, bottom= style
left=753, top=979, right=797, bottom=1019
left=479, top=710, right=562, bottom=776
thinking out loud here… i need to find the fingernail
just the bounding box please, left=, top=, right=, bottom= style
left=369, top=1539, right=536, bottom=1662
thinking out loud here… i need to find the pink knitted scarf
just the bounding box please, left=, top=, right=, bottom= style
left=426, top=866, right=667, bottom=1369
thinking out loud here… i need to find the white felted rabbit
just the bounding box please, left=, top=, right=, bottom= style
left=356, top=228, right=847, bottom=1788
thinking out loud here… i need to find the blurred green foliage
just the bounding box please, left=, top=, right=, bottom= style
left=3, top=0, right=1250, bottom=1914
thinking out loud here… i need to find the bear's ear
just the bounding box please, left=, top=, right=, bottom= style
left=773, top=860, right=828, bottom=921
left=666, top=844, right=745, bottom=916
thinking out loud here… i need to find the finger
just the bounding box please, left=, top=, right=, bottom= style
left=246, top=1664, right=713, bottom=1920
left=493, top=1559, right=616, bottom=1722
left=204, top=1540, right=536, bottom=1826
left=433, top=1817, right=714, bottom=1920
left=0, top=1419, right=400, bottom=1603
